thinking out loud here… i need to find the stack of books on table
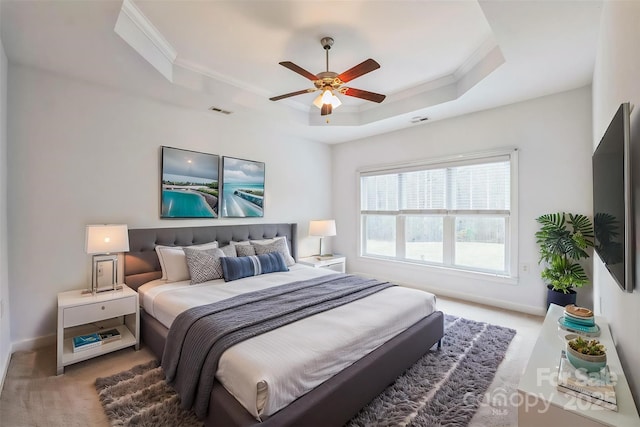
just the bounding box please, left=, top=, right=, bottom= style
left=557, top=350, right=618, bottom=411
left=72, top=328, right=122, bottom=352
left=557, top=304, right=601, bottom=336
left=72, top=332, right=101, bottom=352
left=98, top=328, right=122, bottom=344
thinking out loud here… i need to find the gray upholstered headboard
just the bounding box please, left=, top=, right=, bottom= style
left=124, top=223, right=297, bottom=290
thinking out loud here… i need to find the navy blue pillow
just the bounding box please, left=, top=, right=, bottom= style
left=220, top=252, right=289, bottom=282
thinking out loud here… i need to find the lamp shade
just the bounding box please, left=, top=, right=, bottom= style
left=309, top=220, right=337, bottom=237
left=313, top=90, right=342, bottom=110
left=313, top=93, right=324, bottom=109
left=330, top=94, right=342, bottom=108
left=85, top=224, right=130, bottom=254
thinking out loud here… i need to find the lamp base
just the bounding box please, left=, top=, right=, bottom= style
left=313, top=253, right=334, bottom=260
left=91, top=254, right=119, bottom=294
left=82, top=284, right=123, bottom=295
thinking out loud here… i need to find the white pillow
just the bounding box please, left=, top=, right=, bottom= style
left=230, top=238, right=277, bottom=246
left=155, top=241, right=219, bottom=282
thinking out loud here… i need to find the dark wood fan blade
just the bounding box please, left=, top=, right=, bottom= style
left=342, top=87, right=386, bottom=103
left=321, top=103, right=332, bottom=116
left=269, top=89, right=314, bottom=101
left=337, top=59, right=380, bottom=83
left=279, top=61, right=318, bottom=81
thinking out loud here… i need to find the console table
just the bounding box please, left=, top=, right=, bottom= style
left=518, top=303, right=639, bottom=426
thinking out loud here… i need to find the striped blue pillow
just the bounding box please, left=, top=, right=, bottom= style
left=220, top=252, right=289, bottom=282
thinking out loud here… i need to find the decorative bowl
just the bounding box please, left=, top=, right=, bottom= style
left=566, top=341, right=607, bottom=373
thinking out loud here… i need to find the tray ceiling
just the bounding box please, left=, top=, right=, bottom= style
left=1, top=0, right=603, bottom=143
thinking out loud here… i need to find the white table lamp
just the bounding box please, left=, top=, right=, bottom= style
left=85, top=224, right=130, bottom=293
left=309, top=219, right=336, bottom=257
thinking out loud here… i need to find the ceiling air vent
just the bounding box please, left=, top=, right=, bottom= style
left=209, top=106, right=233, bottom=115
left=410, top=116, right=429, bottom=124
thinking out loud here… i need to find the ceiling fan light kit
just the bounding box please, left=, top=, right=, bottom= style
left=270, top=37, right=386, bottom=119
left=312, top=90, right=341, bottom=109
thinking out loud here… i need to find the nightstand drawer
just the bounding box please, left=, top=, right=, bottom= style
left=63, top=296, right=136, bottom=328
left=324, top=263, right=345, bottom=273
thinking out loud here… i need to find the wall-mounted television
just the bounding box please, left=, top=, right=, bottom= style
left=592, top=102, right=634, bottom=292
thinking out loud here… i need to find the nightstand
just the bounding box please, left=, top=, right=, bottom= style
left=298, top=255, right=346, bottom=273
left=57, top=284, right=139, bottom=375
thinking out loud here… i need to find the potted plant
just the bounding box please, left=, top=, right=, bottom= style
left=535, top=212, right=594, bottom=308
left=566, top=336, right=607, bottom=372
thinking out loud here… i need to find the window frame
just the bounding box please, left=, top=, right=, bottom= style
left=358, top=149, right=519, bottom=279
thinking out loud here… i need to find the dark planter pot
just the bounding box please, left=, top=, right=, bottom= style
left=546, top=285, right=577, bottom=309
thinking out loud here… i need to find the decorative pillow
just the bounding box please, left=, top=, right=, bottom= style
left=220, top=252, right=289, bottom=282
left=219, top=244, right=237, bottom=258
left=252, top=237, right=296, bottom=266
left=155, top=241, right=219, bottom=282
left=184, top=247, right=226, bottom=284
left=235, top=244, right=256, bottom=257
left=232, top=238, right=276, bottom=246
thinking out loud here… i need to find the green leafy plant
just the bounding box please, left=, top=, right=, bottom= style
left=535, top=212, right=594, bottom=294
left=568, top=336, right=606, bottom=356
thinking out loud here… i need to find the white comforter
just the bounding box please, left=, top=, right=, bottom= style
left=138, top=265, right=436, bottom=419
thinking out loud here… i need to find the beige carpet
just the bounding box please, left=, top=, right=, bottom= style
left=0, top=296, right=542, bottom=427
left=0, top=345, right=155, bottom=427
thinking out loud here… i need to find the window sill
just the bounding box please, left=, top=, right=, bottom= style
left=358, top=255, right=519, bottom=285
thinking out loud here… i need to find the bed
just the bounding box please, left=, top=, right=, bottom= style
left=124, top=223, right=444, bottom=427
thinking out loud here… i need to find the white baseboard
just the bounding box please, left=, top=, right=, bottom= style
left=0, top=345, right=10, bottom=396
left=353, top=270, right=546, bottom=317
left=11, top=333, right=56, bottom=353
left=0, top=331, right=56, bottom=395
left=423, top=285, right=546, bottom=316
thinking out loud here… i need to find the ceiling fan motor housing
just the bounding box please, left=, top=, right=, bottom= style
left=315, top=71, right=341, bottom=90
left=320, top=37, right=334, bottom=50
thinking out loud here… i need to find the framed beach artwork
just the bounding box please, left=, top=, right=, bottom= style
left=221, top=156, right=265, bottom=218
left=160, top=146, right=220, bottom=218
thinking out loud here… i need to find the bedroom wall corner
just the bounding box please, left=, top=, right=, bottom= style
left=0, top=26, right=11, bottom=393
left=592, top=0, right=640, bottom=406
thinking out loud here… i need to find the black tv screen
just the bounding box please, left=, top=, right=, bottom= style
left=592, top=102, right=633, bottom=292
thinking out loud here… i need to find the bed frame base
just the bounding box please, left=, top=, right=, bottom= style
left=128, top=224, right=444, bottom=426
left=141, top=309, right=444, bottom=427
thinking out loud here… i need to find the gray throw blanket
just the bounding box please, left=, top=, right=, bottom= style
left=162, top=273, right=394, bottom=419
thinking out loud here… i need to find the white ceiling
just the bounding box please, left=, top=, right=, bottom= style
left=0, top=0, right=603, bottom=144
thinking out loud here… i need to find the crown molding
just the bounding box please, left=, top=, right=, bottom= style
left=120, top=0, right=177, bottom=63
left=114, top=0, right=502, bottom=129
left=115, top=0, right=177, bottom=81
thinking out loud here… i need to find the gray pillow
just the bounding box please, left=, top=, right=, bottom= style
left=183, top=247, right=226, bottom=284
left=252, top=238, right=295, bottom=266
left=235, top=244, right=256, bottom=257
left=219, top=244, right=237, bottom=257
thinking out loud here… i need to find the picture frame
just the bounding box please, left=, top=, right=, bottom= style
left=160, top=146, right=220, bottom=218
left=221, top=156, right=265, bottom=218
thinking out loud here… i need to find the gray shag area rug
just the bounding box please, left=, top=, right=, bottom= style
left=95, top=315, right=515, bottom=427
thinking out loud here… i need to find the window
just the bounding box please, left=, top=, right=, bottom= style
left=360, top=150, right=517, bottom=276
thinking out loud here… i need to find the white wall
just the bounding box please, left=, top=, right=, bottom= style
left=6, top=64, right=332, bottom=348
left=592, top=0, right=640, bottom=405
left=332, top=87, right=593, bottom=316
left=0, top=25, right=11, bottom=390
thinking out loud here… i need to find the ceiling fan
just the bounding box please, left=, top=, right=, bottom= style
left=269, top=37, right=386, bottom=117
